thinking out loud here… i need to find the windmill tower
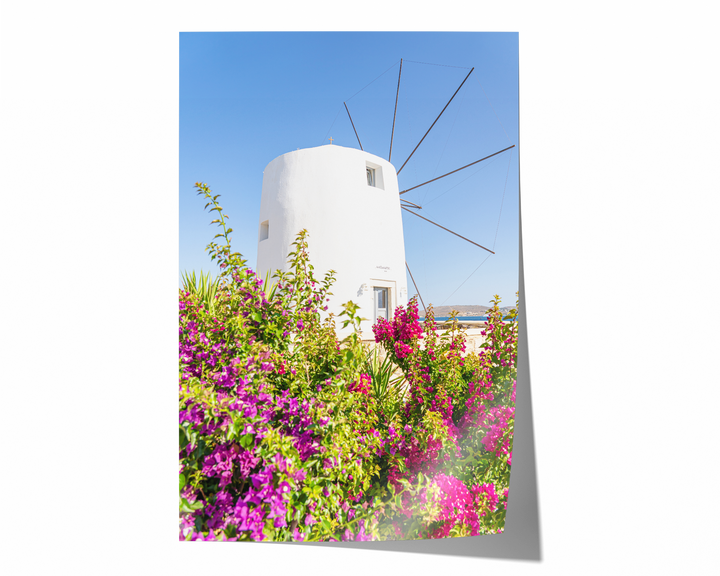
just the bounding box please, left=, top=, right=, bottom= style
left=256, top=58, right=514, bottom=338
left=256, top=144, right=408, bottom=338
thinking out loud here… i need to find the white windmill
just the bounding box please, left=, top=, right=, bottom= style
left=256, top=59, right=514, bottom=338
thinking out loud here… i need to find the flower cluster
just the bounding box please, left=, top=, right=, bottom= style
left=472, top=482, right=499, bottom=517
left=372, top=299, right=423, bottom=363
left=426, top=474, right=482, bottom=538
left=348, top=373, right=372, bottom=394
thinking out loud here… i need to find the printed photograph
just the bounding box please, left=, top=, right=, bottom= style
left=179, top=32, right=520, bottom=542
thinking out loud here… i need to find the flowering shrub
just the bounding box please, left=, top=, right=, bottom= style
left=180, top=183, right=518, bottom=541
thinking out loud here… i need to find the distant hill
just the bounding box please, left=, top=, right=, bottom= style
left=418, top=304, right=515, bottom=318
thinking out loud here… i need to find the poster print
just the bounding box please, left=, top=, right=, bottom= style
left=179, top=32, right=519, bottom=542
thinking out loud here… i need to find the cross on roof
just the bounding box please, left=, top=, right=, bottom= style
left=328, top=137, right=334, bottom=145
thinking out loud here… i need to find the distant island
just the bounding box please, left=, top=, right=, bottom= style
left=418, top=304, right=515, bottom=318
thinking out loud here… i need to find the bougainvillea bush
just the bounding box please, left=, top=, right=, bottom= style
left=179, top=183, right=518, bottom=542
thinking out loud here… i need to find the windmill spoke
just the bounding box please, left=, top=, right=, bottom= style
left=399, top=144, right=515, bottom=195
left=401, top=207, right=495, bottom=254
left=400, top=198, right=422, bottom=210
left=405, top=261, right=426, bottom=315
left=343, top=102, right=363, bottom=151
left=396, top=67, right=474, bottom=175
left=388, top=58, right=403, bottom=162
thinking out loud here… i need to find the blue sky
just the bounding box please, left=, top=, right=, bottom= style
left=180, top=32, right=519, bottom=309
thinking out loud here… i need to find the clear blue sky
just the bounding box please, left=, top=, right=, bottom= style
left=180, top=32, right=519, bottom=309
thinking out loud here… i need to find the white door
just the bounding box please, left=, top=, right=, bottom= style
left=374, top=287, right=388, bottom=322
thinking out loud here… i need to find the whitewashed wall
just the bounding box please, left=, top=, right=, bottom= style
left=256, top=145, right=408, bottom=338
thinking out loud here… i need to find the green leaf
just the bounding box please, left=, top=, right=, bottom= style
left=239, top=433, right=254, bottom=450
left=180, top=497, right=204, bottom=513
left=226, top=422, right=237, bottom=441
left=180, top=473, right=186, bottom=491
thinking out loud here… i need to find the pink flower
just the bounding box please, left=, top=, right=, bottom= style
left=348, top=373, right=371, bottom=394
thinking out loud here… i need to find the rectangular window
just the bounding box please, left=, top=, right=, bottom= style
left=374, top=287, right=389, bottom=322
left=365, top=161, right=384, bottom=189
left=259, top=220, right=269, bottom=241
left=366, top=167, right=376, bottom=187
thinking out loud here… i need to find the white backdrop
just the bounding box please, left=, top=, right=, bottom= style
left=2, top=2, right=718, bottom=574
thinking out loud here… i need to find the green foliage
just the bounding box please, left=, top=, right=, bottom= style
left=363, top=347, right=406, bottom=425
left=195, top=182, right=247, bottom=280
left=180, top=270, right=221, bottom=312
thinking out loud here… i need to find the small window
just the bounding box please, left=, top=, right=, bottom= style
left=259, top=220, right=269, bottom=241
left=365, top=161, right=384, bottom=189
left=366, top=167, right=376, bottom=187
left=374, top=287, right=388, bottom=322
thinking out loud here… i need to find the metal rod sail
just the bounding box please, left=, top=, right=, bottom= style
left=401, top=207, right=495, bottom=254
left=389, top=58, right=403, bottom=162
left=397, top=67, right=474, bottom=175
left=344, top=102, right=363, bottom=151
left=400, top=198, right=422, bottom=209
left=399, top=144, right=515, bottom=195
left=405, top=261, right=427, bottom=315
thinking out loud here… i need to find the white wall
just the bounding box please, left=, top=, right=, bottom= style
left=256, top=145, right=408, bottom=338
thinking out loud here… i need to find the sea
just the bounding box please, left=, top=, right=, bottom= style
left=422, top=316, right=518, bottom=322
